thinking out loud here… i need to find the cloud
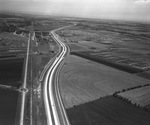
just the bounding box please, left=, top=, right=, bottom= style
left=0, top=0, right=149, bottom=22
left=135, top=0, right=150, bottom=4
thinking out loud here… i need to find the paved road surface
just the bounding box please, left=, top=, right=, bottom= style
left=41, top=26, right=71, bottom=125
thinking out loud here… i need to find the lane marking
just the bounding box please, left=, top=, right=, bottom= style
left=43, top=26, right=72, bottom=125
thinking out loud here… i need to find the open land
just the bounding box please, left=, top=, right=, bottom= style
left=0, top=15, right=28, bottom=88
left=0, top=32, right=28, bottom=57
left=34, top=19, right=72, bottom=32
left=57, top=19, right=150, bottom=124
left=32, top=35, right=59, bottom=125
left=57, top=20, right=150, bottom=73
left=59, top=55, right=150, bottom=108
left=0, top=13, right=75, bottom=125
left=118, top=86, right=150, bottom=108
left=0, top=57, right=24, bottom=87
left=67, top=96, right=150, bottom=125
left=0, top=14, right=31, bottom=125
left=1, top=13, right=150, bottom=125
left=0, top=88, right=19, bottom=125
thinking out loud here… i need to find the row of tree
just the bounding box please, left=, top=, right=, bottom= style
left=113, top=94, right=150, bottom=113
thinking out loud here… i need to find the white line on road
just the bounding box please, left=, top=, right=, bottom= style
left=43, top=27, right=71, bottom=125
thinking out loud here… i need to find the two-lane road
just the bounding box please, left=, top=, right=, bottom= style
left=19, top=32, right=31, bottom=125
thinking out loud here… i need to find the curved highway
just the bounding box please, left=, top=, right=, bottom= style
left=41, top=27, right=71, bottom=125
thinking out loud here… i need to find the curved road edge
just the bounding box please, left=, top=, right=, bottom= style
left=41, top=25, right=72, bottom=125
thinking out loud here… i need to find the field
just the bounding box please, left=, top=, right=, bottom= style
left=67, top=43, right=89, bottom=52
left=1, top=13, right=150, bottom=124
left=57, top=19, right=150, bottom=121
left=67, top=96, right=150, bottom=125
left=0, top=33, right=27, bottom=48
left=0, top=32, right=27, bottom=57
left=0, top=88, right=19, bottom=125
left=0, top=58, right=24, bottom=87
left=34, top=19, right=72, bottom=31
left=0, top=14, right=31, bottom=125
left=59, top=55, right=150, bottom=108
left=57, top=20, right=150, bottom=72
left=138, top=71, right=150, bottom=80
left=118, top=86, right=150, bottom=107
left=36, top=31, right=59, bottom=54
left=0, top=13, right=74, bottom=124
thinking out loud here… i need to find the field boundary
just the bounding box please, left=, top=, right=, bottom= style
left=71, top=52, right=143, bottom=74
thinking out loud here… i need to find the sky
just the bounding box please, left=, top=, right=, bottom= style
left=0, top=0, right=150, bottom=22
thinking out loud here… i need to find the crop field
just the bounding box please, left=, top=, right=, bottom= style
left=67, top=43, right=89, bottom=52
left=118, top=86, right=150, bottom=107
left=59, top=55, right=150, bottom=108
left=0, top=88, right=19, bottom=125
left=34, top=19, right=71, bottom=31
left=0, top=58, right=24, bottom=87
left=67, top=96, right=150, bottom=125
left=138, top=71, right=150, bottom=80
left=57, top=20, right=150, bottom=72
left=78, top=41, right=108, bottom=50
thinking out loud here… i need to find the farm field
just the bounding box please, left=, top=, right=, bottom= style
left=67, top=43, right=89, bottom=52
left=59, top=55, right=150, bottom=108
left=137, top=71, right=150, bottom=80
left=0, top=58, right=24, bottom=87
left=57, top=20, right=150, bottom=72
left=1, top=13, right=150, bottom=124
left=34, top=19, right=71, bottom=31
left=67, top=96, right=150, bottom=125
left=0, top=88, right=19, bottom=125
left=118, top=86, right=150, bottom=107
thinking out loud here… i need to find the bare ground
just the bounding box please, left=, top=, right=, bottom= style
left=59, top=55, right=150, bottom=108
left=67, top=96, right=150, bottom=125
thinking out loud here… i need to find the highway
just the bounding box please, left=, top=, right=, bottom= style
left=41, top=27, right=71, bottom=125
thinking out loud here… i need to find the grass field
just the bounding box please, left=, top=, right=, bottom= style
left=118, top=86, right=150, bottom=107
left=67, top=96, right=150, bottom=125
left=59, top=55, right=150, bottom=108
